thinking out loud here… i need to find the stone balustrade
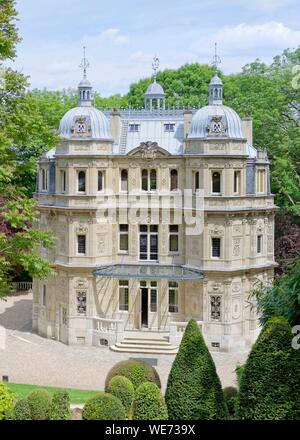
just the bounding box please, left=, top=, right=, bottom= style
left=92, top=317, right=124, bottom=346
left=169, top=320, right=203, bottom=345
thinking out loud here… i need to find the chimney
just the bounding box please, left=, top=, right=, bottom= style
left=241, top=117, right=253, bottom=145
left=110, top=108, right=121, bottom=145
left=183, top=109, right=193, bottom=138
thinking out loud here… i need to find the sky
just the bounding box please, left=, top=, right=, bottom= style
left=10, top=0, right=300, bottom=97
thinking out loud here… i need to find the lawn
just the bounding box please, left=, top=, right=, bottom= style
left=6, top=383, right=100, bottom=405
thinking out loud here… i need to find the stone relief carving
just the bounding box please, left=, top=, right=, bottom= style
left=208, top=116, right=227, bottom=137
left=75, top=224, right=88, bottom=234
left=233, top=238, right=241, bottom=256
left=209, top=225, right=224, bottom=236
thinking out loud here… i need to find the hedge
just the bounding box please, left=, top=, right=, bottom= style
left=237, top=316, right=300, bottom=420
left=107, top=376, right=135, bottom=416
left=27, top=389, right=52, bottom=420
left=82, top=392, right=126, bottom=420
left=165, top=319, right=228, bottom=420
left=49, top=390, right=70, bottom=420
left=132, top=382, right=168, bottom=420
left=223, top=387, right=238, bottom=417
left=14, top=398, right=31, bottom=420
left=0, top=383, right=15, bottom=420
left=105, top=360, right=161, bottom=391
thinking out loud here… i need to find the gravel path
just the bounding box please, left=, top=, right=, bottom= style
left=0, top=293, right=248, bottom=391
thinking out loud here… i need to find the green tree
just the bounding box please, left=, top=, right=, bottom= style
left=0, top=0, right=20, bottom=60
left=165, top=319, right=228, bottom=420
left=132, top=382, right=168, bottom=420
left=252, top=256, right=300, bottom=327
left=237, top=316, right=300, bottom=420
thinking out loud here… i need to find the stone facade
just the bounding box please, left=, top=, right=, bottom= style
left=33, top=65, right=277, bottom=352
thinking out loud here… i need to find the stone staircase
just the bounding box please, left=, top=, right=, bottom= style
left=110, top=335, right=178, bottom=355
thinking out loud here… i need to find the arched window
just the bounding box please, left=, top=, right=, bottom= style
left=78, top=171, right=86, bottom=192
left=142, top=169, right=148, bottom=191
left=121, top=169, right=128, bottom=192
left=98, top=171, right=103, bottom=192
left=150, top=169, right=157, bottom=191
left=194, top=171, right=200, bottom=191
left=212, top=171, right=221, bottom=194
left=170, top=169, right=178, bottom=191
left=87, top=91, right=90, bottom=100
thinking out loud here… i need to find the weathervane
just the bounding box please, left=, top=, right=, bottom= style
left=211, top=42, right=221, bottom=74
left=79, top=46, right=90, bottom=79
left=152, top=55, right=160, bottom=82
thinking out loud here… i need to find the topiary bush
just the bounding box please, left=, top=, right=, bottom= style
left=165, top=319, right=228, bottom=420
left=237, top=316, right=300, bottom=420
left=132, top=382, right=168, bottom=420
left=82, top=392, right=126, bottom=420
left=0, top=382, right=15, bottom=420
left=107, top=376, right=135, bottom=416
left=223, top=387, right=238, bottom=417
left=49, top=390, right=70, bottom=420
left=27, top=389, right=52, bottom=420
left=14, top=398, right=31, bottom=420
left=105, top=360, right=161, bottom=391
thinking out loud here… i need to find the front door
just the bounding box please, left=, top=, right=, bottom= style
left=141, top=288, right=148, bottom=327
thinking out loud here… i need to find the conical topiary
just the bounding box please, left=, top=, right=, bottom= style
left=237, top=316, right=300, bottom=420
left=165, top=319, right=228, bottom=420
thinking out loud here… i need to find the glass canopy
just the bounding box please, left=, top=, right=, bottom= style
left=93, top=264, right=203, bottom=281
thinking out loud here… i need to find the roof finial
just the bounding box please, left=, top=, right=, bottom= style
left=152, top=55, right=160, bottom=82
left=211, top=42, right=221, bottom=74
left=80, top=46, right=90, bottom=79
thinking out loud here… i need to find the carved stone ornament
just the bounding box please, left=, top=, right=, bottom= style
left=208, top=116, right=227, bottom=137
left=71, top=116, right=92, bottom=138
left=128, top=142, right=169, bottom=159
left=75, top=224, right=88, bottom=234
left=209, top=225, right=224, bottom=236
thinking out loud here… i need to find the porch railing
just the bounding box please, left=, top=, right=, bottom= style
left=169, top=320, right=203, bottom=345
left=92, top=317, right=124, bottom=345
left=11, top=281, right=33, bottom=292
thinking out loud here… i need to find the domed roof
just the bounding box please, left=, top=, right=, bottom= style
left=59, top=106, right=112, bottom=140
left=188, top=105, right=245, bottom=139
left=78, top=78, right=92, bottom=88
left=210, top=73, right=223, bottom=86
left=145, top=81, right=165, bottom=96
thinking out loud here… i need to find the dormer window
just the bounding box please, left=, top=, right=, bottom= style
left=164, top=123, right=175, bottom=132
left=129, top=124, right=140, bottom=132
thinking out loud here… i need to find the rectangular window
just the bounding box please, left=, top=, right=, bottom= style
left=119, top=225, right=129, bottom=252
left=77, top=291, right=87, bottom=315
left=257, top=169, right=265, bottom=193
left=77, top=235, right=86, bottom=255
left=78, top=171, right=86, bottom=192
left=164, top=123, right=175, bottom=132
left=169, top=281, right=179, bottom=313
left=212, top=237, right=221, bottom=258
left=120, top=169, right=128, bottom=192
left=139, top=225, right=158, bottom=261
left=119, top=280, right=129, bottom=311
left=61, top=170, right=66, bottom=193
left=42, top=285, right=46, bottom=306
left=41, top=169, right=48, bottom=191
left=129, top=124, right=140, bottom=132
left=194, top=171, right=200, bottom=192
left=169, top=225, right=179, bottom=252
left=98, top=171, right=104, bottom=192
left=257, top=235, right=263, bottom=254
left=150, top=289, right=157, bottom=312
left=234, top=171, right=241, bottom=194
left=211, top=296, right=221, bottom=321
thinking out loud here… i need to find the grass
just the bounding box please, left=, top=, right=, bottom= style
left=6, top=382, right=100, bottom=405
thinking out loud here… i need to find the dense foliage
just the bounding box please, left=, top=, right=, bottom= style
left=27, top=389, right=52, bottom=420
left=105, top=360, right=161, bottom=391
left=49, top=390, right=70, bottom=420
left=0, top=382, right=14, bottom=420
left=237, top=316, right=300, bottom=420
left=13, top=398, right=31, bottom=420
left=82, top=392, right=126, bottom=420
left=253, top=257, right=300, bottom=326
left=165, top=319, right=228, bottom=420
left=223, top=387, right=238, bottom=417
left=107, top=375, right=135, bottom=417
left=132, top=382, right=168, bottom=421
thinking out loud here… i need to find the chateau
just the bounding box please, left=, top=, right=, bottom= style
left=33, top=54, right=277, bottom=353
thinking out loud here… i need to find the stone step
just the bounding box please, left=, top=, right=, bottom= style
left=110, top=344, right=178, bottom=355
left=123, top=338, right=170, bottom=346
left=115, top=342, right=177, bottom=350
